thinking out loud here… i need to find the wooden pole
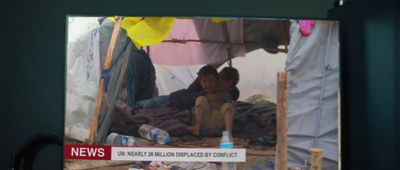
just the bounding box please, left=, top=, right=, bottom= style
left=88, top=17, right=123, bottom=144
left=162, top=39, right=288, bottom=53
left=103, top=17, right=123, bottom=69
left=276, top=72, right=288, bottom=170
left=309, top=147, right=323, bottom=170
left=221, top=22, right=233, bottom=67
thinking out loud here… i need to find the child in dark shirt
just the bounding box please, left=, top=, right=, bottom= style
left=186, top=65, right=234, bottom=136
left=135, top=67, right=240, bottom=110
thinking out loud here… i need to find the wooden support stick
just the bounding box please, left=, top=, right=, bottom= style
left=221, top=22, right=233, bottom=67
left=162, top=39, right=288, bottom=53
left=104, top=17, right=123, bottom=69
left=276, top=72, right=288, bottom=170
left=309, top=147, right=323, bottom=170
left=88, top=79, right=105, bottom=144
left=88, top=17, right=123, bottom=145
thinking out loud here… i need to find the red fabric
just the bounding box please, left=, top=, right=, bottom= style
left=298, top=20, right=315, bottom=36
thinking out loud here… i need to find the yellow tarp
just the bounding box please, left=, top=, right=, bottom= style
left=108, top=17, right=232, bottom=48
left=108, top=17, right=175, bottom=49
left=210, top=18, right=232, bottom=23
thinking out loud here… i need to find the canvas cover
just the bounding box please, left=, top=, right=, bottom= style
left=153, top=49, right=287, bottom=102
left=65, top=17, right=101, bottom=142
left=66, top=17, right=157, bottom=143
left=148, top=18, right=245, bottom=65
left=148, top=19, right=290, bottom=66
left=285, top=20, right=339, bottom=169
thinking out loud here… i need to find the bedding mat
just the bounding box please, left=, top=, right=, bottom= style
left=109, top=101, right=276, bottom=143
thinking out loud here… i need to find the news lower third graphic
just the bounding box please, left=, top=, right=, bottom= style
left=64, top=145, right=246, bottom=162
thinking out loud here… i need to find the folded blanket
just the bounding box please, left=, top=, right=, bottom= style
left=109, top=101, right=276, bottom=142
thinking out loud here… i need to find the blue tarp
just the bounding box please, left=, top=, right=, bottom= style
left=284, top=20, right=339, bottom=170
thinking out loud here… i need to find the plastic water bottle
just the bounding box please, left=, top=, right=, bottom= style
left=106, top=132, right=138, bottom=146
left=220, top=131, right=236, bottom=170
left=138, top=124, right=172, bottom=144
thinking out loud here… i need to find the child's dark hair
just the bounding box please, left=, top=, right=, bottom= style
left=220, top=67, right=239, bottom=86
left=197, top=65, right=218, bottom=78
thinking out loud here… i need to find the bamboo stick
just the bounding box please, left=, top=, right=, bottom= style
left=276, top=72, right=288, bottom=170
left=221, top=22, right=233, bottom=67
left=161, top=39, right=288, bottom=53
left=104, top=17, right=123, bottom=69
left=88, top=17, right=123, bottom=144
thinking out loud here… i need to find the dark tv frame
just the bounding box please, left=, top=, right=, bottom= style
left=4, top=0, right=400, bottom=169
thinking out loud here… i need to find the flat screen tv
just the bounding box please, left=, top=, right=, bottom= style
left=64, top=16, right=340, bottom=170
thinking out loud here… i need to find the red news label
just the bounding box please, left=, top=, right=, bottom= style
left=64, top=145, right=111, bottom=160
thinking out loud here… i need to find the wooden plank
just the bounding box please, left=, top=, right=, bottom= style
left=88, top=17, right=123, bottom=145
left=88, top=79, right=105, bottom=144
left=276, top=72, right=288, bottom=170
left=104, top=17, right=123, bottom=69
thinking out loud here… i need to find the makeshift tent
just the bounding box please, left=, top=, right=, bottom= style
left=146, top=18, right=244, bottom=65
left=147, top=18, right=289, bottom=66
left=153, top=50, right=287, bottom=102
left=65, top=17, right=290, bottom=144
left=285, top=20, right=339, bottom=169
left=65, top=17, right=339, bottom=169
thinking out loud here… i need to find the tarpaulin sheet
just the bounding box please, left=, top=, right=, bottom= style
left=148, top=19, right=245, bottom=65
left=96, top=19, right=156, bottom=144
left=65, top=17, right=101, bottom=142
left=65, top=17, right=156, bottom=143
left=153, top=50, right=287, bottom=102
left=284, top=20, right=339, bottom=170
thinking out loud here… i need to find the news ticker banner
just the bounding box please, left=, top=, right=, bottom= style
left=64, top=145, right=246, bottom=162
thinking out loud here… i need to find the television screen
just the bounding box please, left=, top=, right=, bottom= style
left=64, top=16, right=339, bottom=170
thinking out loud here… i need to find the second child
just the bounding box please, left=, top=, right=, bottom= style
left=186, top=65, right=234, bottom=137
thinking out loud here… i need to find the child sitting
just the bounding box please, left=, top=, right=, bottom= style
left=186, top=65, right=234, bottom=137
